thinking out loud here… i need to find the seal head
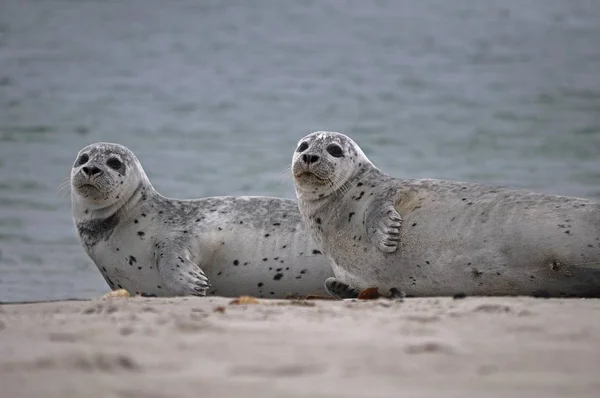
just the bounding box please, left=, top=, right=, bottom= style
left=71, top=143, right=149, bottom=212
left=292, top=131, right=373, bottom=201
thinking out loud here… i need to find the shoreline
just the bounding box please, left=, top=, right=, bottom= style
left=1, top=296, right=600, bottom=398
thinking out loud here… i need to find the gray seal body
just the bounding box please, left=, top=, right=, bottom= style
left=292, top=131, right=600, bottom=298
left=71, top=143, right=333, bottom=298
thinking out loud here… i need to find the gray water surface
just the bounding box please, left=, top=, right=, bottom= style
left=1, top=0, right=599, bottom=302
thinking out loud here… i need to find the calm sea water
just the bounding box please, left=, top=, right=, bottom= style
left=1, top=0, right=599, bottom=302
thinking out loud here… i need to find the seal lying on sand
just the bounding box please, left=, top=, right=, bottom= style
left=291, top=131, right=600, bottom=299
left=70, top=142, right=333, bottom=298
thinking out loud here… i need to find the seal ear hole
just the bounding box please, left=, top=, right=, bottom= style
left=75, top=153, right=89, bottom=167
left=106, top=157, right=123, bottom=170
left=326, top=144, right=344, bottom=158
left=297, top=142, right=309, bottom=153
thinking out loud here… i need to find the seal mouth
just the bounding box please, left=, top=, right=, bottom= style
left=74, top=183, right=101, bottom=195
left=294, top=171, right=329, bottom=185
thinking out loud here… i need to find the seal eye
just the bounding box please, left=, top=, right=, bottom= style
left=326, top=144, right=344, bottom=158
left=106, top=158, right=122, bottom=170
left=297, top=142, right=309, bottom=153
left=76, top=154, right=89, bottom=167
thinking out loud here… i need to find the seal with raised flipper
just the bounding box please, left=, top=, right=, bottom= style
left=291, top=131, right=600, bottom=299
left=70, top=142, right=333, bottom=298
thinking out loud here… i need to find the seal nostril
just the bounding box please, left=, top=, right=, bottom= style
left=302, top=154, right=320, bottom=164
left=90, top=166, right=102, bottom=176
left=82, top=166, right=102, bottom=176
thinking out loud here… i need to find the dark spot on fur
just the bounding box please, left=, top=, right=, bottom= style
left=218, top=271, right=222, bottom=276
left=316, top=218, right=321, bottom=224
left=141, top=213, right=146, bottom=217
left=348, top=212, right=355, bottom=222
left=357, top=182, right=363, bottom=187
left=128, top=256, right=137, bottom=265
left=273, top=223, right=281, bottom=226
left=312, top=250, right=322, bottom=255
left=425, top=261, right=430, bottom=265
left=218, top=227, right=222, bottom=231
left=137, top=231, right=145, bottom=237
left=355, top=191, right=365, bottom=201
left=273, top=273, right=284, bottom=281
left=411, top=222, right=417, bottom=227
left=282, top=245, right=287, bottom=249
left=233, top=260, right=239, bottom=266
left=157, top=285, right=161, bottom=289
left=76, top=213, right=120, bottom=247
left=565, top=230, right=570, bottom=234
left=264, top=233, right=270, bottom=237
left=138, top=266, right=142, bottom=270
left=263, top=258, right=268, bottom=261
left=300, top=269, right=307, bottom=274
left=258, top=282, right=263, bottom=287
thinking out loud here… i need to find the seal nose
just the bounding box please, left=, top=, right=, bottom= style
left=302, top=154, right=320, bottom=165
left=82, top=166, right=102, bottom=177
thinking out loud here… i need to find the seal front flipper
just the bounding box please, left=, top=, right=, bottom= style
left=157, top=245, right=210, bottom=297
left=365, top=200, right=403, bottom=253
left=324, top=277, right=361, bottom=299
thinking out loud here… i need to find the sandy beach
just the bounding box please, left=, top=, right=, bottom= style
left=1, top=295, right=599, bottom=398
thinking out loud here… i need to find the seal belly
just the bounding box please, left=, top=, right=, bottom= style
left=201, top=227, right=332, bottom=298
left=394, top=188, right=600, bottom=296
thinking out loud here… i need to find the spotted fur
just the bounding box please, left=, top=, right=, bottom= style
left=292, top=131, right=600, bottom=298
left=71, top=142, right=333, bottom=298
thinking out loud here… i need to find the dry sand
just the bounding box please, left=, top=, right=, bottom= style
left=1, top=295, right=599, bottom=398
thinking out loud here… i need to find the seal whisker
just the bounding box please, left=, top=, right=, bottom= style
left=56, top=177, right=72, bottom=198
left=269, top=164, right=295, bottom=189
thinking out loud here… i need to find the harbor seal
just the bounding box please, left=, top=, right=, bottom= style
left=291, top=131, right=600, bottom=298
left=70, top=142, right=333, bottom=298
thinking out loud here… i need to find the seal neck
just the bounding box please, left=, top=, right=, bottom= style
left=73, top=182, right=153, bottom=221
